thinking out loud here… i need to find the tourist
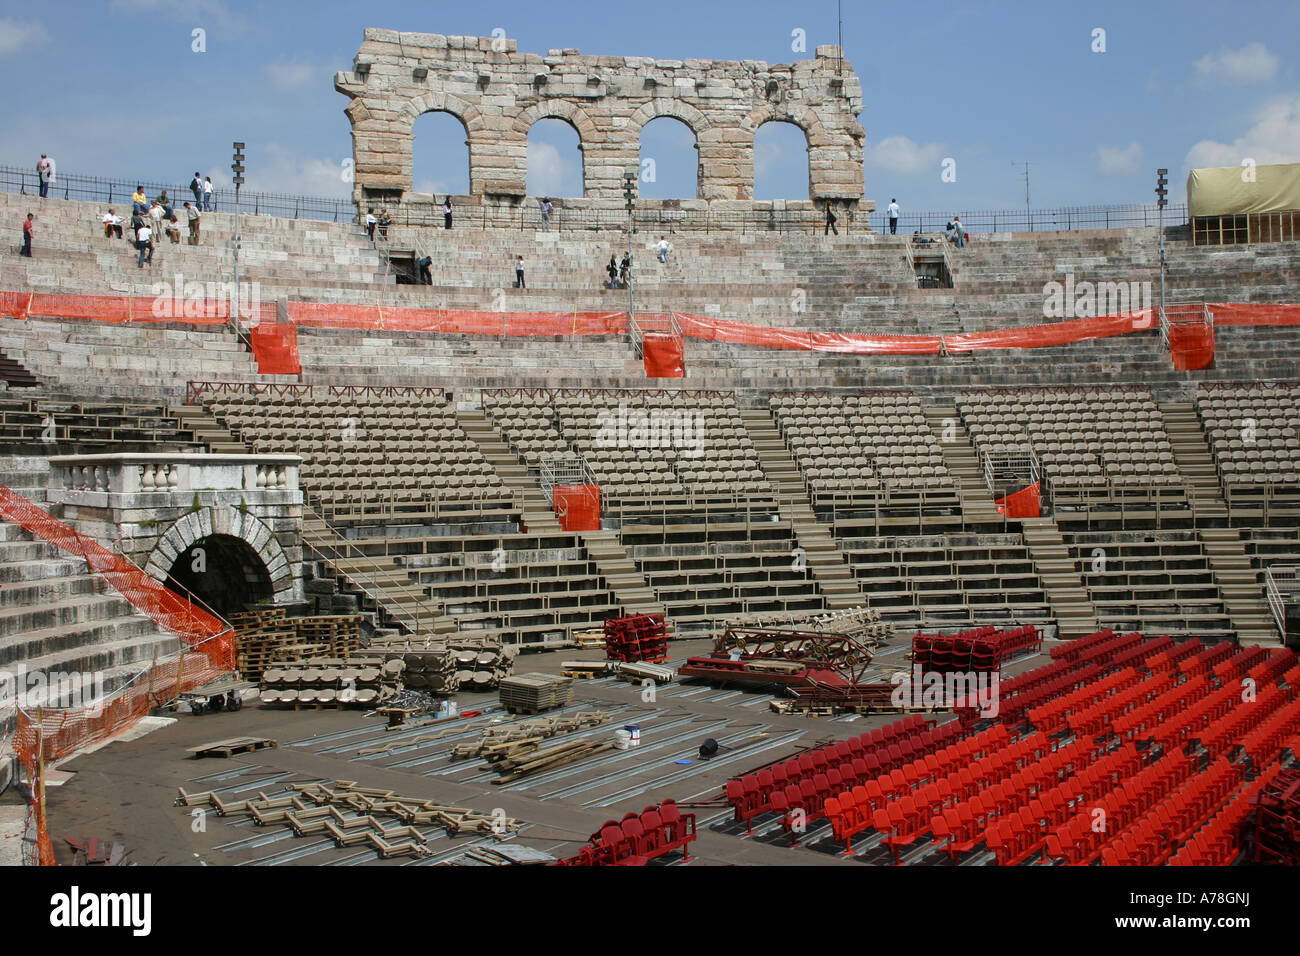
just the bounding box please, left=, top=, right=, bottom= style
left=888, top=198, right=900, bottom=235
left=515, top=254, right=526, bottom=289
left=148, top=200, right=165, bottom=237
left=619, top=252, right=632, bottom=287
left=132, top=185, right=148, bottom=214
left=164, top=213, right=182, bottom=244
left=136, top=222, right=154, bottom=267
left=202, top=176, right=214, bottom=211
left=443, top=197, right=453, bottom=230
left=825, top=201, right=839, bottom=236
left=130, top=208, right=146, bottom=241
left=606, top=255, right=619, bottom=289
left=378, top=208, right=392, bottom=239
left=156, top=190, right=174, bottom=219
left=185, top=202, right=201, bottom=245
left=657, top=236, right=672, bottom=264
left=540, top=197, right=553, bottom=229
left=21, top=213, right=34, bottom=257
left=37, top=154, right=55, bottom=198
left=365, top=208, right=377, bottom=242
left=947, top=214, right=966, bottom=248
left=190, top=172, right=203, bottom=206
left=417, top=254, right=432, bottom=285
left=102, top=208, right=123, bottom=239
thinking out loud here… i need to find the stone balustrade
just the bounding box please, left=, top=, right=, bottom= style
left=47, top=453, right=301, bottom=505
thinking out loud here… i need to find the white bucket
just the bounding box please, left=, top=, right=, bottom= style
left=446, top=700, right=460, bottom=718
left=625, top=725, right=641, bottom=746
left=614, top=729, right=632, bottom=750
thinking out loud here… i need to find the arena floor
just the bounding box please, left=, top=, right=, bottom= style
left=41, top=634, right=1061, bottom=867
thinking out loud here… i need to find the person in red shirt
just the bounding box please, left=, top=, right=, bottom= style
left=21, top=214, right=34, bottom=257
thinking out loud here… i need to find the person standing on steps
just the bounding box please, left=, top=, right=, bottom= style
left=947, top=214, right=966, bottom=248
left=888, top=198, right=900, bottom=235
left=365, top=208, right=377, bottom=242
left=21, top=214, right=34, bottom=257
left=657, top=236, right=672, bottom=264
left=824, top=201, right=839, bottom=236
left=515, top=254, right=526, bottom=289
left=136, top=221, right=154, bottom=268
left=190, top=172, right=203, bottom=207
left=185, top=201, right=201, bottom=245
left=37, top=155, right=55, bottom=198
left=539, top=197, right=553, bottom=229
left=619, top=252, right=632, bottom=289
left=443, top=197, right=453, bottom=230
left=202, top=176, right=214, bottom=211
left=417, top=254, right=432, bottom=285
left=606, top=255, right=619, bottom=289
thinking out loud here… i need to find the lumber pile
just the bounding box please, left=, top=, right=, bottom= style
left=231, top=609, right=362, bottom=681
left=573, top=627, right=606, bottom=648
left=450, top=710, right=610, bottom=761
left=498, top=673, right=573, bottom=714
left=259, top=657, right=404, bottom=708
left=489, top=737, right=613, bottom=783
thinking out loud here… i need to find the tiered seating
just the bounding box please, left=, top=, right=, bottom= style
left=556, top=800, right=697, bottom=866
left=0, top=393, right=203, bottom=453
left=990, top=659, right=1104, bottom=725
left=912, top=625, right=1041, bottom=674
left=958, top=388, right=1184, bottom=512
left=1170, top=765, right=1289, bottom=866
left=206, top=387, right=510, bottom=515
left=1242, top=768, right=1300, bottom=865
left=1196, top=383, right=1300, bottom=486
left=770, top=391, right=953, bottom=497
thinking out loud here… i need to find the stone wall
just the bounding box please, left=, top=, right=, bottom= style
left=335, top=29, right=867, bottom=216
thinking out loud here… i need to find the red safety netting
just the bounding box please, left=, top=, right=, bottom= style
left=945, top=311, right=1153, bottom=351
left=995, top=481, right=1041, bottom=519
left=1208, top=303, right=1300, bottom=327
left=287, top=301, right=626, bottom=336
left=554, top=484, right=601, bottom=531
left=675, top=312, right=942, bottom=354
left=1169, top=322, right=1215, bottom=370
left=249, top=322, right=302, bottom=375
left=0, top=484, right=237, bottom=864
left=643, top=333, right=685, bottom=377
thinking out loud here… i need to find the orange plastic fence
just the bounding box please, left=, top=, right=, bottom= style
left=643, top=332, right=685, bottom=377
left=287, top=301, right=627, bottom=336
left=1208, top=303, right=1300, bottom=327
left=250, top=322, right=302, bottom=374
left=995, top=481, right=1041, bottom=519
left=1169, top=322, right=1216, bottom=370
left=0, top=484, right=237, bottom=865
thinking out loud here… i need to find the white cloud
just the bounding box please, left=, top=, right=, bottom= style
left=867, top=135, right=948, bottom=175
left=527, top=141, right=578, bottom=197
left=1194, top=42, right=1279, bottom=85
left=242, top=143, right=352, bottom=198
left=1185, top=93, right=1300, bottom=169
left=1095, top=142, right=1144, bottom=176
left=109, top=0, right=245, bottom=32
left=266, top=60, right=318, bottom=92
left=0, top=18, right=49, bottom=57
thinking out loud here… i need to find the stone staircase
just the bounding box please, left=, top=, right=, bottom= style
left=169, top=403, right=247, bottom=454
left=0, top=457, right=183, bottom=708
left=737, top=407, right=867, bottom=610
left=1020, top=515, right=1100, bottom=638
left=454, top=407, right=561, bottom=533
left=1199, top=528, right=1281, bottom=646
left=925, top=405, right=1004, bottom=525
left=575, top=529, right=664, bottom=617
left=0, top=348, right=38, bottom=389
left=1161, top=400, right=1229, bottom=523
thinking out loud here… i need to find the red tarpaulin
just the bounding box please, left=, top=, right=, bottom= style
left=1208, top=303, right=1300, bottom=327
left=643, top=332, right=685, bottom=377
left=1168, top=322, right=1215, bottom=370
left=249, top=323, right=301, bottom=375
left=554, top=484, right=600, bottom=531
left=995, top=481, right=1041, bottom=519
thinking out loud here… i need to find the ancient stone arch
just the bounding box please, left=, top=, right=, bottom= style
left=145, top=506, right=295, bottom=604
left=336, top=29, right=866, bottom=211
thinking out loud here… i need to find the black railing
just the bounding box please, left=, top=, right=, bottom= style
left=1, top=164, right=1186, bottom=236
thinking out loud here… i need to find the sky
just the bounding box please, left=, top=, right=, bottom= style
left=1, top=0, right=1298, bottom=214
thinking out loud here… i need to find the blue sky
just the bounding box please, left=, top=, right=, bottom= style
left=1, top=0, right=1297, bottom=213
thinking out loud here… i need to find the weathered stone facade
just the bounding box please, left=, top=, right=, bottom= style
left=335, top=29, right=866, bottom=213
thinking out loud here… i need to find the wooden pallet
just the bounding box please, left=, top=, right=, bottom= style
left=187, top=736, right=278, bottom=758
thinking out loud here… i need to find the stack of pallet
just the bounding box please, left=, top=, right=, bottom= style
left=452, top=639, right=516, bottom=692
left=498, top=673, right=574, bottom=714
left=604, top=614, right=669, bottom=664
left=355, top=646, right=458, bottom=692
left=450, top=710, right=610, bottom=760
left=231, top=610, right=363, bottom=682
left=259, top=657, right=404, bottom=708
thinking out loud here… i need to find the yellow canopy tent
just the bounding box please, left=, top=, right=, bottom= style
left=1187, top=163, right=1300, bottom=218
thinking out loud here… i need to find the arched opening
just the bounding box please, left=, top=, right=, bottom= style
left=412, top=110, right=470, bottom=198
left=167, top=534, right=273, bottom=617
left=754, top=121, right=812, bottom=200
left=638, top=117, right=699, bottom=199
left=527, top=119, right=584, bottom=198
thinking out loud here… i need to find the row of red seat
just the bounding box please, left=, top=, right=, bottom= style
left=1213, top=645, right=1272, bottom=684
left=1044, top=752, right=1200, bottom=865
left=1110, top=676, right=1208, bottom=742
left=990, top=661, right=1103, bottom=725
left=912, top=625, right=1042, bottom=674
left=556, top=800, right=696, bottom=866
left=1248, top=647, right=1299, bottom=686
left=1147, top=640, right=1201, bottom=672
left=1049, top=628, right=1118, bottom=663
left=984, top=741, right=1150, bottom=865
left=1108, top=634, right=1174, bottom=671
left=1028, top=666, right=1144, bottom=734
left=1066, top=669, right=1179, bottom=738
left=1180, top=640, right=1235, bottom=677
left=1098, top=758, right=1245, bottom=865
left=1150, top=680, right=1242, bottom=751
left=1199, top=684, right=1290, bottom=758
left=1170, top=764, right=1288, bottom=866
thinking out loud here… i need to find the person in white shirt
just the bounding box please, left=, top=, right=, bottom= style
left=149, top=202, right=164, bottom=231
left=515, top=255, right=526, bottom=289
left=136, top=224, right=154, bottom=267
left=657, top=237, right=671, bottom=263
left=365, top=208, right=377, bottom=242
left=102, top=209, right=123, bottom=239
left=37, top=154, right=55, bottom=197
left=202, top=176, right=214, bottom=211
left=539, top=198, right=552, bottom=229
left=887, top=198, right=900, bottom=235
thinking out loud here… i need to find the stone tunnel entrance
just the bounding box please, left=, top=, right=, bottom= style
left=166, top=533, right=274, bottom=616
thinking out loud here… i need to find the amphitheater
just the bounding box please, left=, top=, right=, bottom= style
left=1, top=30, right=1298, bottom=869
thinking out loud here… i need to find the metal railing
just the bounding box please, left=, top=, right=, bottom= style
left=2, top=164, right=1188, bottom=236
left=1264, top=566, right=1298, bottom=639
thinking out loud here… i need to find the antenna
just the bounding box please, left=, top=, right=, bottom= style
left=837, top=0, right=844, bottom=75
left=1012, top=161, right=1037, bottom=227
